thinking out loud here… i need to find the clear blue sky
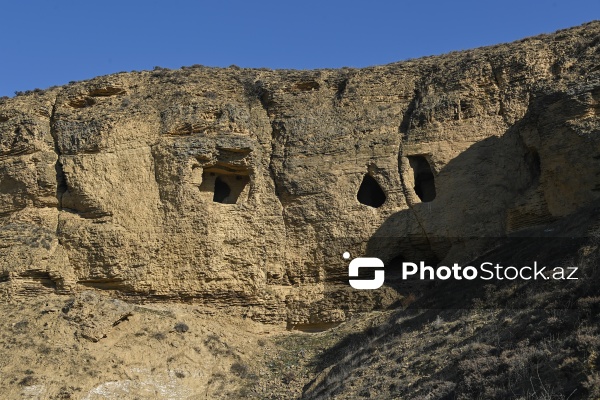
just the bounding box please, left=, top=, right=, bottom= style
left=1, top=1, right=598, bottom=97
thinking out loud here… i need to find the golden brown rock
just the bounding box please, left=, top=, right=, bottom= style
left=1, top=22, right=600, bottom=329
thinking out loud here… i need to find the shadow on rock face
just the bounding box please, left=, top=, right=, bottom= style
left=364, top=83, right=600, bottom=310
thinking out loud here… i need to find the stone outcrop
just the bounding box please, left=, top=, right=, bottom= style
left=1, top=22, right=600, bottom=327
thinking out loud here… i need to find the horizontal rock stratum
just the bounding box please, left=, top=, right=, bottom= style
left=1, top=21, right=600, bottom=327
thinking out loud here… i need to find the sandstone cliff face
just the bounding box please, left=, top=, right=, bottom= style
left=1, top=22, right=600, bottom=327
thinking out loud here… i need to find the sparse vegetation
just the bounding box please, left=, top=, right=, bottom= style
left=18, top=375, right=35, bottom=386
left=174, top=322, right=189, bottom=333
left=295, top=238, right=600, bottom=399
left=174, top=370, right=186, bottom=379
left=230, top=361, right=249, bottom=378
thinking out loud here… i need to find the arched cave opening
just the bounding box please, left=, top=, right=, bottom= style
left=213, top=176, right=231, bottom=203
left=357, top=174, right=386, bottom=208
left=408, top=155, right=436, bottom=202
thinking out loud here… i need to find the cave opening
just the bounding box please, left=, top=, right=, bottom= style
left=213, top=176, right=231, bottom=203
left=525, top=148, right=541, bottom=186
left=199, top=167, right=251, bottom=204
left=408, top=155, right=436, bottom=202
left=357, top=174, right=386, bottom=208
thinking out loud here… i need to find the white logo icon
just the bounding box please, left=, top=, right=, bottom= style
left=344, top=252, right=385, bottom=290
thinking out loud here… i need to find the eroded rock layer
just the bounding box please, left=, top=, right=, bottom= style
left=1, top=22, right=600, bottom=326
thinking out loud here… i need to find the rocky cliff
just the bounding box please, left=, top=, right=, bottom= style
left=1, top=21, right=600, bottom=328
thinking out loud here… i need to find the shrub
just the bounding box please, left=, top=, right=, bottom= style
left=19, top=375, right=35, bottom=386
left=282, top=371, right=296, bottom=384
left=175, top=371, right=185, bottom=379
left=230, top=362, right=248, bottom=378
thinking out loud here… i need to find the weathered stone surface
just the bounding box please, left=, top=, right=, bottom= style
left=62, top=291, right=135, bottom=342
left=1, top=22, right=600, bottom=326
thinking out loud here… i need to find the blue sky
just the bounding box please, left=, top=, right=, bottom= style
left=1, top=1, right=598, bottom=97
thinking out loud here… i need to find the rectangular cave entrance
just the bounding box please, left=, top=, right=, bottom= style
left=407, top=155, right=436, bottom=202
left=198, top=166, right=250, bottom=204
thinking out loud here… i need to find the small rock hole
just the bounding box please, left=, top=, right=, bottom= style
left=357, top=174, right=386, bottom=208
